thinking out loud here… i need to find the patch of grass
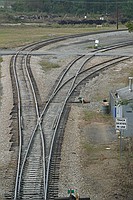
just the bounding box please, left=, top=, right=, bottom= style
left=0, top=57, right=3, bottom=63
left=0, top=24, right=121, bottom=48
left=87, top=45, right=94, bottom=49
left=83, top=110, right=114, bottom=124
left=0, top=57, right=2, bottom=78
left=40, top=60, right=60, bottom=71
left=83, top=142, right=95, bottom=153
left=0, top=57, right=2, bottom=104
left=0, top=26, right=52, bottom=48
left=82, top=142, right=114, bottom=166
left=83, top=142, right=105, bottom=154
left=0, top=25, right=93, bottom=48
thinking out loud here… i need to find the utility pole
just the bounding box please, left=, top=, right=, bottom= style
left=116, top=0, right=118, bottom=29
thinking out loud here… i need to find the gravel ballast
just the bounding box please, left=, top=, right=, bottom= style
left=0, top=30, right=133, bottom=200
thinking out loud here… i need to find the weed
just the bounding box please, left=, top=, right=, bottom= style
left=40, top=60, right=60, bottom=71
left=0, top=57, right=2, bottom=78
left=0, top=57, right=3, bottom=63
left=83, top=110, right=114, bottom=124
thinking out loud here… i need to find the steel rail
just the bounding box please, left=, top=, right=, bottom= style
left=23, top=40, right=132, bottom=200
left=40, top=40, right=133, bottom=111
left=13, top=40, right=83, bottom=199
left=44, top=55, right=130, bottom=199
left=43, top=39, right=133, bottom=198
left=40, top=42, right=132, bottom=100
left=15, top=51, right=46, bottom=199
left=13, top=44, right=38, bottom=199
left=12, top=34, right=94, bottom=198
left=44, top=54, right=89, bottom=200
left=12, top=52, right=91, bottom=200
left=13, top=52, right=23, bottom=200
left=13, top=45, right=45, bottom=199
left=12, top=35, right=81, bottom=198
left=41, top=55, right=129, bottom=100
left=71, top=57, right=130, bottom=92
left=12, top=36, right=133, bottom=199
left=14, top=51, right=84, bottom=199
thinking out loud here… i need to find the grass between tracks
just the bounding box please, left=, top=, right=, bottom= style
left=0, top=24, right=125, bottom=48
left=40, top=60, right=60, bottom=71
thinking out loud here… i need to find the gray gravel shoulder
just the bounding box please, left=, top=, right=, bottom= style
left=0, top=56, right=13, bottom=199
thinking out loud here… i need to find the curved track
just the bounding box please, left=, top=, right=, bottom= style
left=12, top=47, right=45, bottom=199
left=9, top=32, right=133, bottom=200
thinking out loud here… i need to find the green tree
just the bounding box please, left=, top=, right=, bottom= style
left=11, top=0, right=133, bottom=20
left=12, top=0, right=45, bottom=12
left=126, top=21, right=133, bottom=32
left=12, top=0, right=25, bottom=12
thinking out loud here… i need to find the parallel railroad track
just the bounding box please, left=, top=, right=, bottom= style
left=8, top=32, right=133, bottom=200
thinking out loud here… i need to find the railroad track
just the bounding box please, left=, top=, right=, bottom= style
left=11, top=47, right=45, bottom=199
left=8, top=32, right=133, bottom=200
left=41, top=54, right=130, bottom=200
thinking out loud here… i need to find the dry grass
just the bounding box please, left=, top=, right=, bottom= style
left=0, top=57, right=2, bottom=78
left=40, top=60, right=60, bottom=71
left=0, top=25, right=91, bottom=48
left=83, top=110, right=114, bottom=125
left=0, top=24, right=121, bottom=48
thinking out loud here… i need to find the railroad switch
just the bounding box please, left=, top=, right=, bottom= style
left=78, top=97, right=90, bottom=104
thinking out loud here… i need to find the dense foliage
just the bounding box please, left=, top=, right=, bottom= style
left=126, top=21, right=133, bottom=32
left=1, top=0, right=133, bottom=20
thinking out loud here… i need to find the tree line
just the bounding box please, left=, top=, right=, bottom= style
left=1, top=0, right=130, bottom=20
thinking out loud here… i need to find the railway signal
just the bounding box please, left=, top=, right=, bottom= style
left=68, top=188, right=75, bottom=194
left=94, top=39, right=99, bottom=48
left=55, top=189, right=90, bottom=200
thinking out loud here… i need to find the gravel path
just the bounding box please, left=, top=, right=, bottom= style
left=0, top=56, right=13, bottom=199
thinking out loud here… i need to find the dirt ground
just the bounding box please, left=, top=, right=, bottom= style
left=59, top=105, right=133, bottom=200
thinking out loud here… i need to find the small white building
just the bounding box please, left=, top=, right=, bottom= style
left=110, top=77, right=133, bottom=137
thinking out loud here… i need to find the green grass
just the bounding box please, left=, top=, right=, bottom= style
left=0, top=24, right=123, bottom=48
left=40, top=60, right=60, bottom=71
left=0, top=57, right=3, bottom=63
left=83, top=142, right=111, bottom=155
left=83, top=110, right=114, bottom=124
left=0, top=57, right=2, bottom=103
left=0, top=57, right=2, bottom=78
left=82, top=142, right=118, bottom=166
left=83, top=143, right=102, bottom=154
